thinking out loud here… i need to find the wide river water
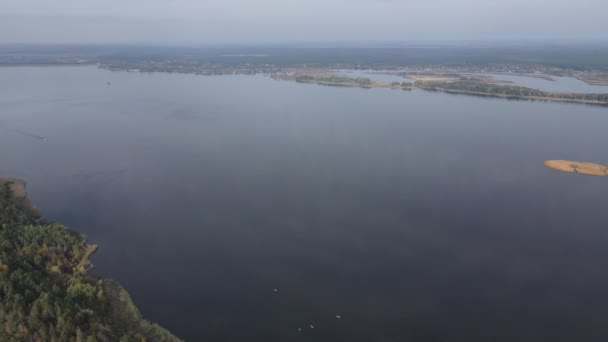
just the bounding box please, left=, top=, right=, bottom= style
left=2, top=66, right=608, bottom=341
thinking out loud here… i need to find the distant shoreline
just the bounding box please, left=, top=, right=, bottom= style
left=274, top=74, right=413, bottom=90
left=2, top=63, right=607, bottom=106
left=414, top=85, right=608, bottom=106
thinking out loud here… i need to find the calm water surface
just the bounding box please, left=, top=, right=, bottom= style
left=2, top=66, right=608, bottom=341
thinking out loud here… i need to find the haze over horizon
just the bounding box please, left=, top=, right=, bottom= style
left=2, top=0, right=607, bottom=44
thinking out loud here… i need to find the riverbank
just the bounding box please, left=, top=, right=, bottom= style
left=273, top=73, right=413, bottom=90
left=0, top=178, right=181, bottom=341
left=270, top=70, right=607, bottom=106
left=0, top=177, right=40, bottom=216
left=414, top=82, right=608, bottom=106
left=77, top=244, right=99, bottom=272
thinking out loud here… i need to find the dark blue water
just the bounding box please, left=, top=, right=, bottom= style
left=2, top=66, right=608, bottom=341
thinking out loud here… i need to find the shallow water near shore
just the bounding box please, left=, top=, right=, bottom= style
left=2, top=66, right=608, bottom=341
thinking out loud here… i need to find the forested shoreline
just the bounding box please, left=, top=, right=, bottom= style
left=0, top=178, right=180, bottom=342
left=414, top=81, right=608, bottom=105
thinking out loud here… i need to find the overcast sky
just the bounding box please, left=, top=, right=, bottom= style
left=1, top=0, right=606, bottom=44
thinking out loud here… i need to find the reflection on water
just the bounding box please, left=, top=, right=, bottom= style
left=2, top=66, right=608, bottom=341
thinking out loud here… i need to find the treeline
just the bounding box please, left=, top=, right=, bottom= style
left=295, top=75, right=373, bottom=86
left=415, top=81, right=546, bottom=96
left=293, top=75, right=412, bottom=89
left=415, top=81, right=608, bottom=103
left=0, top=180, right=180, bottom=342
left=391, top=81, right=414, bottom=87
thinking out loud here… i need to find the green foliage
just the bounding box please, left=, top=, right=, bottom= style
left=296, top=75, right=373, bottom=86
left=415, top=80, right=546, bottom=97
left=0, top=181, right=181, bottom=341
left=415, top=80, right=608, bottom=103
left=104, top=280, right=180, bottom=342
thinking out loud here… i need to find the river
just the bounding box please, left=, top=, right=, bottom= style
left=1, top=66, right=608, bottom=341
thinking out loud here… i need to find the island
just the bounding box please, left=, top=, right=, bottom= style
left=272, top=73, right=413, bottom=89
left=414, top=81, right=608, bottom=105
left=0, top=178, right=181, bottom=341
left=544, top=160, right=608, bottom=176
left=272, top=72, right=608, bottom=105
left=274, top=72, right=608, bottom=105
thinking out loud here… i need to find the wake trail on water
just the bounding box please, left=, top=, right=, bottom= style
left=11, top=129, right=47, bottom=141
left=0, top=123, right=47, bottom=141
